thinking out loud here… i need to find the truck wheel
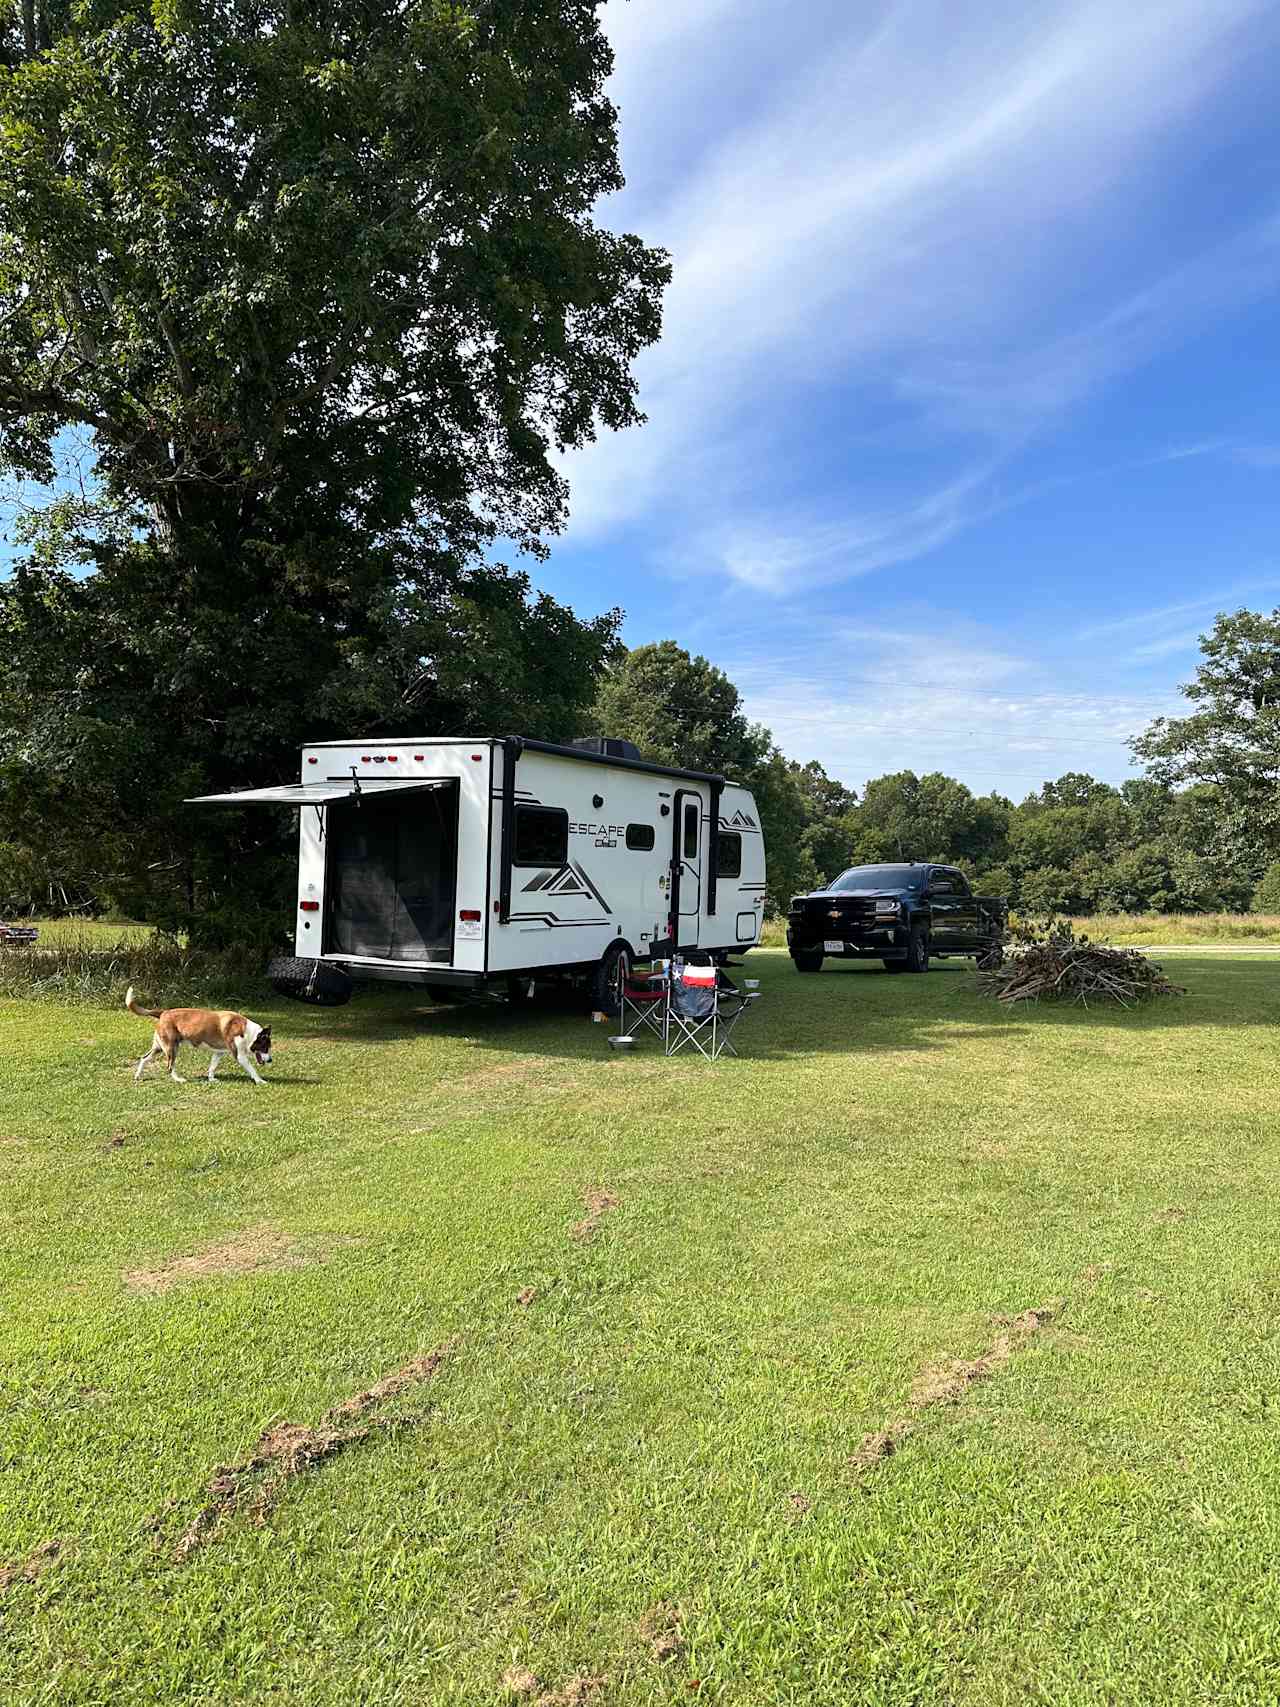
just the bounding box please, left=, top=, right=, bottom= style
left=266, top=955, right=353, bottom=1007
left=883, top=958, right=908, bottom=974
left=792, top=951, right=824, bottom=973
left=591, top=941, right=632, bottom=1013
left=905, top=928, right=930, bottom=974
left=977, top=944, right=1005, bottom=971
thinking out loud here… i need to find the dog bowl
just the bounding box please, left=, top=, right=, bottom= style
left=607, top=1034, right=638, bottom=1050
left=744, top=979, right=760, bottom=990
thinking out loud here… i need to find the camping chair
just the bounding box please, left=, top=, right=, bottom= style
left=664, top=962, right=759, bottom=1060
left=613, top=958, right=669, bottom=1044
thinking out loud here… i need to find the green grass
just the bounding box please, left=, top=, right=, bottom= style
left=3, top=951, right=1280, bottom=1704
left=9, top=917, right=156, bottom=947
left=1067, top=912, right=1280, bottom=945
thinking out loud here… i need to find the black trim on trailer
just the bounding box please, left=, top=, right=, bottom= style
left=482, top=746, right=494, bottom=976
left=707, top=781, right=723, bottom=916
left=498, top=738, right=517, bottom=924
left=503, top=735, right=725, bottom=789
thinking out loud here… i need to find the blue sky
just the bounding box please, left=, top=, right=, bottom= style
left=531, top=0, right=1280, bottom=798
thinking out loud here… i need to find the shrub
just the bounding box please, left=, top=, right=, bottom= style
left=1251, top=862, right=1280, bottom=913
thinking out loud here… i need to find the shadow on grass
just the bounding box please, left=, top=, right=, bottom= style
left=259, top=952, right=1253, bottom=1066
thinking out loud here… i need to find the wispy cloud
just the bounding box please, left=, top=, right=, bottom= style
left=561, top=0, right=1280, bottom=591
left=724, top=616, right=1170, bottom=793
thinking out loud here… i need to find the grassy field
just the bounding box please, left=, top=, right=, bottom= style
left=3, top=950, right=1280, bottom=1704
left=1066, top=912, right=1280, bottom=946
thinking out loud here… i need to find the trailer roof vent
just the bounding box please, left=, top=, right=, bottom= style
left=569, top=736, right=643, bottom=762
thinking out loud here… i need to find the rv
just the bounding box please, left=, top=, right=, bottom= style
left=189, top=736, right=767, bottom=1004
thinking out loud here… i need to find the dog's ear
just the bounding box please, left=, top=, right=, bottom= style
left=257, top=1026, right=272, bottom=1050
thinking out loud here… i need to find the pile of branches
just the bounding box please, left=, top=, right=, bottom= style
left=977, top=918, right=1185, bottom=1007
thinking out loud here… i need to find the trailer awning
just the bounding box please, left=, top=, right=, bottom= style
left=185, top=780, right=451, bottom=807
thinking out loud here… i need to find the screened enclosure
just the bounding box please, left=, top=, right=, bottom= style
left=324, top=782, right=459, bottom=962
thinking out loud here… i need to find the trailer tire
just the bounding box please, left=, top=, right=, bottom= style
left=266, top=956, right=353, bottom=1007
left=591, top=941, right=632, bottom=1014
left=792, top=951, right=824, bottom=973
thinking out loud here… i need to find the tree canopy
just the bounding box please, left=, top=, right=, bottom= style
left=0, top=0, right=667, bottom=935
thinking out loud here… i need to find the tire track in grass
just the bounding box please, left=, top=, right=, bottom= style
left=160, top=1179, right=624, bottom=1560
left=851, top=1301, right=1060, bottom=1471
left=161, top=1343, right=454, bottom=1561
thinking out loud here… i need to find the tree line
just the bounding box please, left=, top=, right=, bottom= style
left=1, top=6, right=1277, bottom=933
left=585, top=618, right=1280, bottom=918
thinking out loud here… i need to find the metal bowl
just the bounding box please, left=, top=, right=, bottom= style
left=607, top=1034, right=638, bottom=1050
left=744, top=979, right=760, bottom=990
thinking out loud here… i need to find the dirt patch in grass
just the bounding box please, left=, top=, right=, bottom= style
left=851, top=1302, right=1058, bottom=1474
left=571, top=1188, right=620, bottom=1242
left=516, top=1286, right=538, bottom=1307
left=170, top=1344, right=451, bottom=1560
left=500, top=1666, right=542, bottom=1697
left=124, top=1225, right=329, bottom=1294
left=640, top=1601, right=684, bottom=1662
left=0, top=1538, right=70, bottom=1593
left=534, top=1679, right=607, bottom=1707
left=1155, top=1205, right=1189, bottom=1224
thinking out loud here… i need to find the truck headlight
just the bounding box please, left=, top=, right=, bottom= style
left=875, top=899, right=900, bottom=915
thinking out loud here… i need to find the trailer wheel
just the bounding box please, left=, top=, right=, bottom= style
left=591, top=941, right=632, bottom=1013
left=266, top=955, right=353, bottom=1006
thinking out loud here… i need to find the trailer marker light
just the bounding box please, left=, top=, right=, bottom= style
left=414, top=754, right=425, bottom=761
left=471, top=754, right=482, bottom=761
left=299, top=901, right=319, bottom=912
left=307, top=757, right=317, bottom=765
left=361, top=755, right=372, bottom=762
left=459, top=909, right=481, bottom=922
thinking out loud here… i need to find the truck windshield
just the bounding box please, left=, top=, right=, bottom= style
left=829, top=864, right=924, bottom=892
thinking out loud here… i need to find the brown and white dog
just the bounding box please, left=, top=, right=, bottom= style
left=125, top=987, right=272, bottom=1085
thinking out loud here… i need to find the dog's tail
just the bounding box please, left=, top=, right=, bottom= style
left=124, top=985, right=163, bottom=1020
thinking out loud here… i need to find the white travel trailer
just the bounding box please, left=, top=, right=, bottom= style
left=189, top=736, right=767, bottom=1003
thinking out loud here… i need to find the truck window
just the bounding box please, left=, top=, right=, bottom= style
left=626, top=823, right=655, bottom=851
left=683, top=801, right=699, bottom=859
left=513, top=805, right=568, bottom=866
left=716, top=832, right=742, bottom=878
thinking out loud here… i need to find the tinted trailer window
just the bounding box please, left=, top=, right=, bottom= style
left=325, top=783, right=459, bottom=962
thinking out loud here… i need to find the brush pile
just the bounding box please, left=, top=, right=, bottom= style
left=977, top=918, right=1185, bottom=1007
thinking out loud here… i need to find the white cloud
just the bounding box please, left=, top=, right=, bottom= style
left=560, top=0, right=1280, bottom=589
left=725, top=621, right=1170, bottom=794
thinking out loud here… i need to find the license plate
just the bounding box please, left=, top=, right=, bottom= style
left=823, top=939, right=844, bottom=953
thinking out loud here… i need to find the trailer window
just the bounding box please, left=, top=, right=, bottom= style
left=716, top=831, right=742, bottom=878
left=626, top=823, right=655, bottom=851
left=683, top=801, right=699, bottom=859
left=513, top=805, right=568, bottom=866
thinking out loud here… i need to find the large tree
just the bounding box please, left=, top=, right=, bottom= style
left=0, top=0, right=667, bottom=931
left=1133, top=608, right=1280, bottom=880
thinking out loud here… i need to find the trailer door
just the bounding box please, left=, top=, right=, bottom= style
left=670, top=787, right=706, bottom=950
left=324, top=781, right=459, bottom=963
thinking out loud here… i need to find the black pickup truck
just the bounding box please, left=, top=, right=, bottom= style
left=786, top=862, right=1006, bottom=974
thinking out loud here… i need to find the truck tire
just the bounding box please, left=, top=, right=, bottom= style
left=977, top=943, right=1005, bottom=971
left=883, top=958, right=908, bottom=973
left=591, top=941, right=632, bottom=1013
left=266, top=955, right=353, bottom=1007
left=792, top=950, right=824, bottom=973
left=904, top=927, right=930, bottom=974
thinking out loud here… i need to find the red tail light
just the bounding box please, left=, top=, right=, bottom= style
left=387, top=754, right=398, bottom=761
left=459, top=909, right=481, bottom=922
left=299, top=901, right=319, bottom=912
